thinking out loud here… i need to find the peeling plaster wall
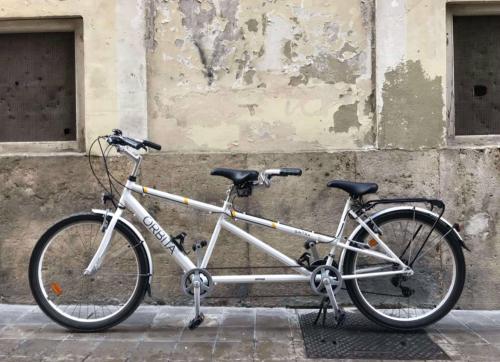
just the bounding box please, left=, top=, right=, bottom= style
left=376, top=0, right=448, bottom=149
left=379, top=60, right=443, bottom=148
left=147, top=0, right=375, bottom=152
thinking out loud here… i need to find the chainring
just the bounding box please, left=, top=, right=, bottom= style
left=181, top=268, right=213, bottom=298
left=309, top=265, right=343, bottom=296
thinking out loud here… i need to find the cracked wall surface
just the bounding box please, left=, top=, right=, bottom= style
left=147, top=0, right=375, bottom=152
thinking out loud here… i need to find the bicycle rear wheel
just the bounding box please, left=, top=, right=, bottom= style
left=343, top=208, right=466, bottom=330
left=29, top=213, right=150, bottom=331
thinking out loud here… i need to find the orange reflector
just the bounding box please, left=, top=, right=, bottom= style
left=368, top=239, right=378, bottom=248
left=51, top=282, right=63, bottom=296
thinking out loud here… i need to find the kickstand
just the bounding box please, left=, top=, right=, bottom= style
left=313, top=296, right=329, bottom=326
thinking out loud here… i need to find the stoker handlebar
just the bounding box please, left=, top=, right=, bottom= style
left=106, top=129, right=162, bottom=151
left=263, top=168, right=302, bottom=178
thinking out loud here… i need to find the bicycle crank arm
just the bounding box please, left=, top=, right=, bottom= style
left=323, top=277, right=341, bottom=315
left=188, top=272, right=205, bottom=330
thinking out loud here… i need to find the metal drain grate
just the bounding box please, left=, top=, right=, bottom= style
left=299, top=311, right=449, bottom=360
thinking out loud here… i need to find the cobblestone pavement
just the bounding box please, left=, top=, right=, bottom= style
left=0, top=305, right=499, bottom=361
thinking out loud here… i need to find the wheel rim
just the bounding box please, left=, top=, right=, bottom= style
left=352, top=215, right=457, bottom=322
left=37, top=221, right=141, bottom=323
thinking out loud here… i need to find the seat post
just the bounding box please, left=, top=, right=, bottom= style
left=223, top=185, right=235, bottom=207
left=326, top=197, right=352, bottom=267
left=335, top=197, right=352, bottom=239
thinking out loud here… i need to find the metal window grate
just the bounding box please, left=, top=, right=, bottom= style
left=454, top=16, right=500, bottom=135
left=0, top=32, right=76, bottom=142
left=299, top=311, right=450, bottom=360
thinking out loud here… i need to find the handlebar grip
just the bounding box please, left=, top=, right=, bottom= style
left=279, top=168, right=302, bottom=176
left=143, top=140, right=162, bottom=151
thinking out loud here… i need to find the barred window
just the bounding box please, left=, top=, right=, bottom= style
left=453, top=16, right=500, bottom=135
left=0, top=32, right=76, bottom=142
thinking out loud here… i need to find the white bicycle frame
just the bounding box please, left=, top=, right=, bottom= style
left=85, top=147, right=412, bottom=285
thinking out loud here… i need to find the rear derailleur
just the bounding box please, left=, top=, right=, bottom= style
left=391, top=259, right=415, bottom=298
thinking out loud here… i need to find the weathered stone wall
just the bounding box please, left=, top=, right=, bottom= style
left=0, top=149, right=498, bottom=308
left=0, top=0, right=499, bottom=310
left=146, top=0, right=375, bottom=152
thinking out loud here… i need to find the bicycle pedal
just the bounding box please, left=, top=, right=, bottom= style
left=188, top=312, right=205, bottom=330
left=192, top=240, right=208, bottom=252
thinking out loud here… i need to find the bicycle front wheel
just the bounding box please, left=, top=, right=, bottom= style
left=343, top=208, right=466, bottom=330
left=29, top=213, right=150, bottom=331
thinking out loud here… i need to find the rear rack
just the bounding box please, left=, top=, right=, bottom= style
left=361, top=197, right=445, bottom=213
left=357, top=197, right=450, bottom=266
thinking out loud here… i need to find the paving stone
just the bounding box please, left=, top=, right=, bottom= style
left=483, top=311, right=500, bottom=321
left=291, top=339, right=307, bottom=360
left=32, top=324, right=71, bottom=340
left=0, top=324, right=43, bottom=339
left=11, top=339, right=62, bottom=358
left=1, top=357, right=37, bottom=362
left=453, top=310, right=497, bottom=330
left=152, top=311, right=191, bottom=328
left=256, top=312, right=291, bottom=328
left=15, top=312, right=52, bottom=325
left=255, top=325, right=292, bottom=341
left=0, top=305, right=36, bottom=313
left=144, top=324, right=184, bottom=342
left=65, top=330, right=109, bottom=341
left=86, top=340, right=139, bottom=361
left=103, top=324, right=147, bottom=341
left=41, top=339, right=100, bottom=361
left=450, top=343, right=500, bottom=361
left=129, top=341, right=177, bottom=361
left=1, top=304, right=500, bottom=361
left=0, top=339, right=23, bottom=357
left=472, top=329, right=500, bottom=345
left=254, top=339, right=294, bottom=361
left=0, top=310, right=26, bottom=324
left=212, top=341, right=254, bottom=361
left=426, top=327, right=452, bottom=346
left=222, top=310, right=255, bottom=327
left=180, top=325, right=219, bottom=342
left=218, top=326, right=255, bottom=341
left=171, top=341, right=215, bottom=361
left=434, top=314, right=488, bottom=345
left=119, top=312, right=156, bottom=327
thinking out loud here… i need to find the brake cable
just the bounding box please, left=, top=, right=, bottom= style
left=88, top=137, right=117, bottom=209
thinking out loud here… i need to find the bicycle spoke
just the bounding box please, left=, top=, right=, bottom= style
left=353, top=212, right=457, bottom=323
left=39, top=220, right=140, bottom=323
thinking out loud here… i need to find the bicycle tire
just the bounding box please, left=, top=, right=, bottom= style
left=29, top=212, right=150, bottom=332
left=343, top=208, right=466, bottom=330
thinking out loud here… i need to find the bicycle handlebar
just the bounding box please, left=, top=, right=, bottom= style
left=263, top=168, right=302, bottom=178
left=277, top=168, right=302, bottom=177
left=259, top=167, right=302, bottom=187
left=142, top=139, right=162, bottom=150
left=106, top=129, right=162, bottom=151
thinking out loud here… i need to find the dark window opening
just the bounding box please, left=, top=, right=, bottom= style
left=0, top=32, right=76, bottom=142
left=454, top=16, right=500, bottom=135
